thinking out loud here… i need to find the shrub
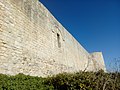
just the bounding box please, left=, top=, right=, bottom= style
left=0, top=73, right=53, bottom=90
left=44, top=70, right=120, bottom=90
left=0, top=70, right=120, bottom=90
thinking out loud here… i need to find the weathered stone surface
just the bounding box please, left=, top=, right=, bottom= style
left=0, top=0, right=106, bottom=77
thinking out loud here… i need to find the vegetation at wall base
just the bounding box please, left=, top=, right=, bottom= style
left=0, top=70, right=120, bottom=90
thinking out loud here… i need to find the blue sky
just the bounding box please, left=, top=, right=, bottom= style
left=39, top=0, right=120, bottom=71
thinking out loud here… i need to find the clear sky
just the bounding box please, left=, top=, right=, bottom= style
left=39, top=0, right=120, bottom=71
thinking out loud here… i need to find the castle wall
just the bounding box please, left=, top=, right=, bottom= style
left=90, top=52, right=106, bottom=71
left=0, top=0, right=106, bottom=77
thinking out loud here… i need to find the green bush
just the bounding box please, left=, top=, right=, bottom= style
left=44, top=70, right=120, bottom=90
left=0, top=73, right=53, bottom=90
left=0, top=70, right=120, bottom=90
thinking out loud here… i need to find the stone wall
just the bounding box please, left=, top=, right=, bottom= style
left=0, top=0, right=106, bottom=77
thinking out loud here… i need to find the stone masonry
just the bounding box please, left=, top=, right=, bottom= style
left=0, top=0, right=106, bottom=77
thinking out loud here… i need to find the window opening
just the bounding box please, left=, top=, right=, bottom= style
left=57, top=33, right=61, bottom=48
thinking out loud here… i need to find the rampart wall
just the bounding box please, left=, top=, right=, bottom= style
left=0, top=0, right=106, bottom=77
